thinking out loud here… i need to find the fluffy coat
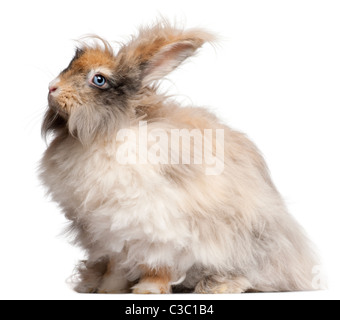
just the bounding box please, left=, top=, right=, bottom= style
left=40, top=21, right=318, bottom=293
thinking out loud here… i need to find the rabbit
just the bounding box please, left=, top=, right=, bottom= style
left=40, top=20, right=319, bottom=294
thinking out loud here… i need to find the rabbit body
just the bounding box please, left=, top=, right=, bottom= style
left=40, top=22, right=317, bottom=293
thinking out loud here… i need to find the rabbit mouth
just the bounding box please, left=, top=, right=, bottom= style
left=48, top=95, right=69, bottom=119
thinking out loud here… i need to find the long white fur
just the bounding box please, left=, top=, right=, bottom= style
left=41, top=113, right=318, bottom=292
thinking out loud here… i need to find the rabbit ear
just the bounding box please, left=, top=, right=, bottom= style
left=142, top=39, right=204, bottom=84
left=116, top=23, right=215, bottom=86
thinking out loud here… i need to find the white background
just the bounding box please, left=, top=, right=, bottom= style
left=0, top=0, right=339, bottom=300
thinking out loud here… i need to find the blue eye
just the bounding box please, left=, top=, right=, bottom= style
left=92, top=74, right=107, bottom=87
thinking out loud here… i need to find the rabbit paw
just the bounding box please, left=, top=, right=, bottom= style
left=132, top=281, right=171, bottom=294
left=195, top=276, right=251, bottom=294
left=97, top=272, right=130, bottom=294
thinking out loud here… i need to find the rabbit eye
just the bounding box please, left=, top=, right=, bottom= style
left=92, top=74, right=107, bottom=87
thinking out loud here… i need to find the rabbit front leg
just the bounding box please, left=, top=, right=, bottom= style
left=97, top=257, right=131, bottom=294
left=74, top=257, right=109, bottom=293
left=132, top=266, right=172, bottom=294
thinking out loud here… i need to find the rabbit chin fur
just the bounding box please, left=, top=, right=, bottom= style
left=40, top=21, right=318, bottom=294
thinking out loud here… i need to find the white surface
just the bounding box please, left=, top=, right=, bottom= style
left=0, top=0, right=339, bottom=300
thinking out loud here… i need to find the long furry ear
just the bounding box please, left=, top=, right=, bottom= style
left=116, top=21, right=216, bottom=86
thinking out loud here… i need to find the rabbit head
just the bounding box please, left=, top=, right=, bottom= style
left=43, top=22, right=215, bottom=145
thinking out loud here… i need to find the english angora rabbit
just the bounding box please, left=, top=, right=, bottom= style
left=40, top=21, right=318, bottom=294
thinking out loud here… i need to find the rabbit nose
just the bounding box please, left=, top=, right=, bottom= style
left=49, top=86, right=58, bottom=94
left=49, top=77, right=60, bottom=94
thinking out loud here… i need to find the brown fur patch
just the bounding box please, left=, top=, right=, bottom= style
left=60, top=48, right=116, bottom=80
left=134, top=266, right=172, bottom=294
